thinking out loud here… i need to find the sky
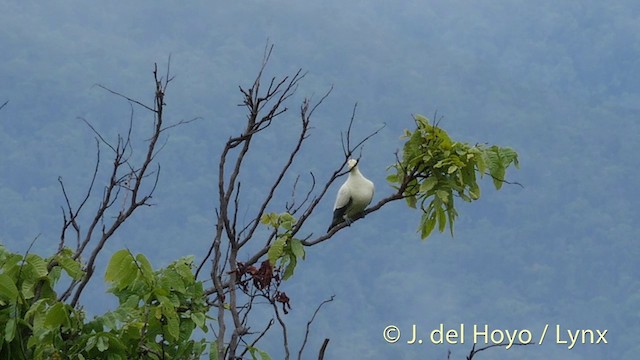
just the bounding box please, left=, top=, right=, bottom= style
left=1, top=1, right=639, bottom=359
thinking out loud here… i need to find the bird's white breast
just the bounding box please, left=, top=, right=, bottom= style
left=345, top=175, right=374, bottom=216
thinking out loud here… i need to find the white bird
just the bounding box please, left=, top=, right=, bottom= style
left=328, top=158, right=375, bottom=232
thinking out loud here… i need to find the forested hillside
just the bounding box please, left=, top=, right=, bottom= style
left=1, top=1, right=638, bottom=359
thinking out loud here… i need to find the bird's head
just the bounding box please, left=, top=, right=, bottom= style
left=347, top=158, right=358, bottom=170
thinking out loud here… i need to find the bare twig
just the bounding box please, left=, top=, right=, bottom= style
left=298, top=295, right=335, bottom=360
left=272, top=297, right=290, bottom=360
left=240, top=319, right=274, bottom=358
left=57, top=139, right=100, bottom=254
left=202, top=104, right=386, bottom=297
left=238, top=86, right=330, bottom=248
left=58, top=61, right=190, bottom=308
left=466, top=342, right=531, bottom=359
left=318, top=339, right=330, bottom=360
left=485, top=172, right=524, bottom=188
left=93, top=84, right=155, bottom=112
left=160, top=116, right=202, bottom=132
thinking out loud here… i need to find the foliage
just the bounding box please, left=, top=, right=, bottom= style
left=0, top=245, right=209, bottom=360
left=0, top=54, right=523, bottom=359
left=387, top=114, right=519, bottom=239
left=262, top=212, right=305, bottom=281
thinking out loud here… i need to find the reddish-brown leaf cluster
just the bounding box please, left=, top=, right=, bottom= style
left=236, top=260, right=280, bottom=292
left=235, top=260, right=291, bottom=314
left=275, top=291, right=291, bottom=314
left=252, top=260, right=275, bottom=290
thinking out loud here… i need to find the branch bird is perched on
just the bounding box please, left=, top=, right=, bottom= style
left=328, top=159, right=375, bottom=232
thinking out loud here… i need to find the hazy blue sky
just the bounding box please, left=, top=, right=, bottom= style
left=1, top=1, right=638, bottom=359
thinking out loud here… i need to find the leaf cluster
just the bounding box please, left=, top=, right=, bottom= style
left=262, top=212, right=305, bottom=281
left=0, top=245, right=84, bottom=360
left=99, top=249, right=210, bottom=359
left=387, top=114, right=519, bottom=238
left=0, top=245, right=210, bottom=360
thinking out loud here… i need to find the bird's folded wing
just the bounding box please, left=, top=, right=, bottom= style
left=333, top=184, right=351, bottom=210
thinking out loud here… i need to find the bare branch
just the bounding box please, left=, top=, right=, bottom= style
left=238, top=87, right=325, bottom=248
left=240, top=319, right=274, bottom=358
left=340, top=103, right=357, bottom=156
left=202, top=96, right=386, bottom=301
left=198, top=45, right=390, bottom=358
left=93, top=84, right=155, bottom=113
left=302, top=190, right=405, bottom=246
left=78, top=117, right=117, bottom=154
left=298, top=295, right=335, bottom=360
left=295, top=172, right=317, bottom=215
left=57, top=138, right=101, bottom=253
left=485, top=172, right=524, bottom=188
left=272, top=297, right=290, bottom=360
left=67, top=62, right=180, bottom=308
left=160, top=116, right=202, bottom=132
left=466, top=342, right=531, bottom=359
left=318, top=339, right=330, bottom=360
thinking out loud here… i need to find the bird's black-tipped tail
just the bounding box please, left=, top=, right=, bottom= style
left=327, top=205, right=348, bottom=232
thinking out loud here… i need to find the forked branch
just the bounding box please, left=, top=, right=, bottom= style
left=54, top=62, right=195, bottom=307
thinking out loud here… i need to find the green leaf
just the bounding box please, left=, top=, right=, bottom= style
left=414, top=113, right=430, bottom=127
left=26, top=253, right=48, bottom=278
left=260, top=213, right=278, bottom=227
left=4, top=318, right=16, bottom=342
left=101, top=311, right=118, bottom=330
left=44, top=303, right=70, bottom=329
left=437, top=206, right=446, bottom=233
left=421, top=213, right=436, bottom=240
left=210, top=342, right=219, bottom=360
left=136, top=253, right=154, bottom=284
left=173, top=257, right=195, bottom=281
left=21, top=275, right=37, bottom=300
left=491, top=164, right=506, bottom=190
left=419, top=177, right=437, bottom=193
left=499, top=147, right=519, bottom=168
left=86, top=335, right=97, bottom=352
left=405, top=195, right=417, bottom=209
left=283, top=256, right=297, bottom=280
left=57, top=253, right=84, bottom=280
left=105, top=249, right=133, bottom=284
left=436, top=190, right=449, bottom=204
left=472, top=148, right=486, bottom=175
left=279, top=212, right=296, bottom=231
left=396, top=118, right=518, bottom=241
left=97, top=335, right=109, bottom=352
left=191, top=312, right=206, bottom=329
left=268, top=238, right=286, bottom=265
left=447, top=206, right=457, bottom=236
left=166, top=312, right=180, bottom=340
left=107, top=354, right=123, bottom=360
left=0, top=273, right=18, bottom=302
left=257, top=349, right=272, bottom=360
left=403, top=130, right=423, bottom=162
left=469, top=183, right=480, bottom=200
left=161, top=271, right=186, bottom=294
left=248, top=346, right=271, bottom=360
left=290, top=238, right=305, bottom=260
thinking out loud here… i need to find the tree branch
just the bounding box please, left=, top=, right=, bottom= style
left=298, top=295, right=334, bottom=360
left=57, top=62, right=190, bottom=308
left=466, top=342, right=531, bottom=359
